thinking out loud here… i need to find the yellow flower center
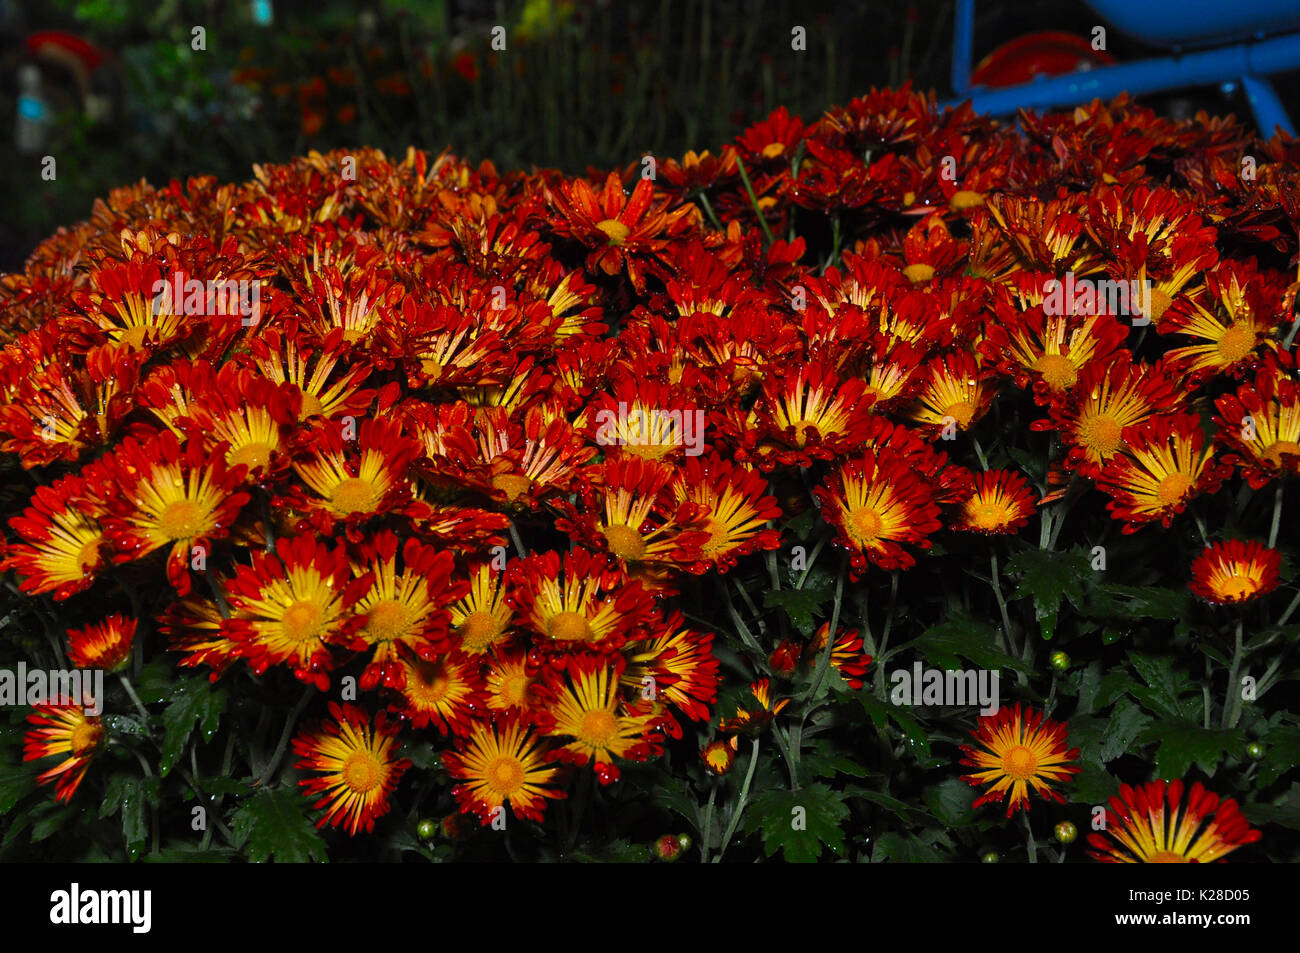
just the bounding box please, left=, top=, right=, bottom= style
left=902, top=263, right=935, bottom=284
left=603, top=524, right=647, bottom=561
left=944, top=400, right=977, bottom=429
left=342, top=751, right=383, bottom=793
left=1264, top=440, right=1300, bottom=467
left=968, top=499, right=1011, bottom=531
left=949, top=189, right=985, bottom=211
left=280, top=599, right=325, bottom=642
left=118, top=325, right=150, bottom=349
left=70, top=721, right=102, bottom=756
left=1218, top=573, right=1257, bottom=601
left=330, top=476, right=380, bottom=515
left=578, top=709, right=618, bottom=746
left=1155, top=472, right=1194, bottom=506
left=157, top=499, right=207, bottom=540
left=698, top=517, right=730, bottom=557
left=547, top=610, right=593, bottom=642
left=229, top=441, right=274, bottom=472
left=485, top=755, right=525, bottom=795
left=420, top=359, right=444, bottom=381
left=1032, top=353, right=1078, bottom=391
left=458, top=611, right=503, bottom=652
left=1146, top=850, right=1190, bottom=863
left=1143, top=288, right=1173, bottom=324
left=1216, top=323, right=1256, bottom=364
left=760, top=142, right=786, bottom=159
left=850, top=506, right=884, bottom=543
left=1077, top=412, right=1124, bottom=457
left=490, top=473, right=532, bottom=502
left=1001, top=744, right=1039, bottom=780
left=363, top=598, right=413, bottom=643
left=410, top=661, right=451, bottom=700
left=596, top=219, right=631, bottom=246
left=77, top=536, right=103, bottom=572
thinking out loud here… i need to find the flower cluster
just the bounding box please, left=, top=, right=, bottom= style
left=4, top=84, right=1296, bottom=856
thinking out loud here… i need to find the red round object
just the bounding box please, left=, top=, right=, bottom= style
left=24, top=31, right=109, bottom=71
left=970, top=30, right=1114, bottom=88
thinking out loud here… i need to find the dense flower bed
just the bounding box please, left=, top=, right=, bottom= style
left=1, top=86, right=1298, bottom=862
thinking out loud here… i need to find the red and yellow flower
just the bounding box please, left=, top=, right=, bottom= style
left=959, top=704, right=1080, bottom=816
left=1087, top=779, right=1262, bottom=863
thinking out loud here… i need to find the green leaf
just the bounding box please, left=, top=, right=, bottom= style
left=0, top=763, right=38, bottom=813
left=1005, top=548, right=1091, bottom=639
left=1138, top=723, right=1243, bottom=780
left=31, top=804, right=77, bottom=843
left=871, top=830, right=946, bottom=862
left=744, top=782, right=849, bottom=862
left=1070, top=760, right=1119, bottom=803
left=160, top=677, right=227, bottom=777
left=1128, top=653, right=1198, bottom=721
left=843, top=784, right=934, bottom=826
left=799, top=740, right=869, bottom=781
left=763, top=586, right=833, bottom=634
left=912, top=612, right=1031, bottom=673
left=922, top=778, right=978, bottom=827
left=1256, top=728, right=1300, bottom=788
left=1090, top=584, right=1192, bottom=621
left=856, top=690, right=931, bottom=758
left=99, top=774, right=157, bottom=860
left=231, top=788, right=328, bottom=863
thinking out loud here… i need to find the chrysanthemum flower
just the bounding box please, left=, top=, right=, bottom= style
left=2, top=473, right=107, bottom=600
left=67, top=614, right=136, bottom=671
left=620, top=616, right=719, bottom=723
left=1189, top=539, right=1281, bottom=605
left=543, top=658, right=662, bottom=784
left=388, top=650, right=483, bottom=735
left=289, top=416, right=420, bottom=533
left=959, top=704, right=1080, bottom=816
left=952, top=469, right=1037, bottom=535
left=293, top=702, right=411, bottom=835
left=1087, top=779, right=1262, bottom=863
left=444, top=715, right=565, bottom=824
left=68, top=259, right=190, bottom=352
left=718, top=678, right=791, bottom=735
left=817, top=450, right=943, bottom=576
left=24, top=700, right=104, bottom=802
left=546, top=172, right=693, bottom=292
left=735, top=359, right=877, bottom=469
left=245, top=327, right=375, bottom=421
left=1040, top=356, right=1181, bottom=477
left=506, top=548, right=656, bottom=658
left=804, top=623, right=873, bottom=689
left=1163, top=261, right=1277, bottom=382
left=1099, top=415, right=1230, bottom=532
left=222, top=533, right=370, bottom=690
left=669, top=454, right=781, bottom=574
left=907, top=349, right=998, bottom=435
left=980, top=303, right=1128, bottom=404
left=449, top=562, right=514, bottom=655
left=701, top=738, right=738, bottom=775
left=1213, top=358, right=1300, bottom=488
left=96, top=430, right=250, bottom=596
left=159, top=591, right=240, bottom=679
left=484, top=646, right=548, bottom=721
left=348, top=530, right=466, bottom=689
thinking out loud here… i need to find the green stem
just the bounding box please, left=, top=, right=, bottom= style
left=1221, top=620, right=1244, bottom=729
left=989, top=550, right=1018, bottom=658
left=713, top=737, right=760, bottom=863
left=257, top=686, right=314, bottom=787
left=119, top=674, right=152, bottom=728
left=695, top=190, right=723, bottom=230
left=1268, top=481, right=1284, bottom=550
left=700, top=783, right=717, bottom=863
left=735, top=155, right=774, bottom=245
left=1023, top=811, right=1037, bottom=864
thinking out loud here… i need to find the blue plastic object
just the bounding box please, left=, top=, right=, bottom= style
left=945, top=0, right=1300, bottom=136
